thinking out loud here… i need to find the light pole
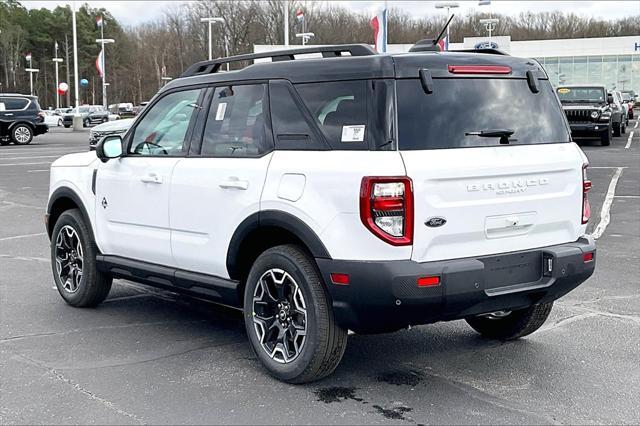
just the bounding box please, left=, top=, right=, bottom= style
left=201, top=17, right=226, bottom=59
left=71, top=1, right=82, bottom=130
left=52, top=42, right=63, bottom=109
left=295, top=32, right=314, bottom=46
left=479, top=18, right=499, bottom=47
left=435, top=2, right=459, bottom=51
left=96, top=37, right=115, bottom=109
left=25, top=55, right=39, bottom=96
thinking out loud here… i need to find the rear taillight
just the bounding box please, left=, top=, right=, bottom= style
left=582, top=163, right=592, bottom=224
left=360, top=177, right=413, bottom=246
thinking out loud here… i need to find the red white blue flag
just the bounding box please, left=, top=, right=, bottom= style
left=96, top=49, right=104, bottom=78
left=438, top=35, right=449, bottom=51
left=296, top=9, right=304, bottom=22
left=96, top=15, right=103, bottom=28
left=370, top=8, right=388, bottom=53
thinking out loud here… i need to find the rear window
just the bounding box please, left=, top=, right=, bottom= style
left=397, top=79, right=570, bottom=150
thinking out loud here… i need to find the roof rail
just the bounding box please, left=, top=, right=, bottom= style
left=180, top=44, right=377, bottom=78
left=449, top=48, right=510, bottom=56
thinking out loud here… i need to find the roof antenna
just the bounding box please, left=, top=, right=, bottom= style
left=409, top=13, right=455, bottom=52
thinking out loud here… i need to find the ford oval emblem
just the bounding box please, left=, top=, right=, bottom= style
left=425, top=217, right=447, bottom=228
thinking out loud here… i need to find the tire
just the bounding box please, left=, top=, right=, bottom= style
left=58, top=119, right=63, bottom=127
left=11, top=124, right=33, bottom=145
left=51, top=209, right=112, bottom=307
left=622, top=121, right=626, bottom=134
left=601, top=126, right=611, bottom=146
left=466, top=302, right=553, bottom=340
left=83, top=119, right=89, bottom=128
left=64, top=125, right=70, bottom=128
left=0, top=139, right=11, bottom=146
left=629, top=110, right=633, bottom=119
left=244, top=244, right=347, bottom=383
left=102, top=118, right=108, bottom=123
left=613, top=122, right=621, bottom=137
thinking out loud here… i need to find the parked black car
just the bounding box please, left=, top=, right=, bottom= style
left=62, top=105, right=110, bottom=128
left=556, top=85, right=621, bottom=146
left=0, top=94, right=48, bottom=145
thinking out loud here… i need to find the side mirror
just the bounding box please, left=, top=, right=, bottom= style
left=96, top=135, right=123, bottom=163
left=607, top=94, right=614, bottom=104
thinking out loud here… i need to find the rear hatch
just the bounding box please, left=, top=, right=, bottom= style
left=396, top=69, right=587, bottom=262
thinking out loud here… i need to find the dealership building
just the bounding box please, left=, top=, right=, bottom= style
left=256, top=35, right=640, bottom=95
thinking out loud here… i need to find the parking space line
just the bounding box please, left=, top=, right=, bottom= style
left=625, top=131, right=634, bottom=149
left=0, top=162, right=53, bottom=167
left=591, top=167, right=623, bottom=240
left=0, top=155, right=63, bottom=161
left=0, top=232, right=46, bottom=242
left=635, top=121, right=638, bottom=129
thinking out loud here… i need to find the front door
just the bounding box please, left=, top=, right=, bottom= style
left=95, top=88, right=204, bottom=266
left=170, top=83, right=273, bottom=278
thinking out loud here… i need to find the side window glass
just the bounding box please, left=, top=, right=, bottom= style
left=3, top=98, right=29, bottom=110
left=201, top=84, right=271, bottom=157
left=129, top=89, right=201, bottom=156
left=269, top=82, right=322, bottom=149
left=296, top=81, right=368, bottom=149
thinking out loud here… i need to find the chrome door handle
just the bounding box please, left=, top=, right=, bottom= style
left=4, top=113, right=13, bottom=116
left=219, top=177, right=249, bottom=190
left=140, top=173, right=163, bottom=184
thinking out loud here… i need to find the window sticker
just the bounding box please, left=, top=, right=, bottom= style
left=215, top=102, right=227, bottom=121
left=341, top=125, right=365, bottom=142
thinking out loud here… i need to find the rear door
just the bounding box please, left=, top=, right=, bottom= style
left=397, top=76, right=586, bottom=262
left=169, top=83, right=273, bottom=278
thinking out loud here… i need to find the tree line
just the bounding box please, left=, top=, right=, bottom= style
left=1, top=0, right=638, bottom=108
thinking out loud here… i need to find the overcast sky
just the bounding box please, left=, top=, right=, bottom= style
left=21, top=1, right=640, bottom=26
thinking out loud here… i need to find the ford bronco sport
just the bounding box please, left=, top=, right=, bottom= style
left=46, top=44, right=596, bottom=383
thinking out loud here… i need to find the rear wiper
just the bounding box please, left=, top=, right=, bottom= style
left=465, top=129, right=515, bottom=145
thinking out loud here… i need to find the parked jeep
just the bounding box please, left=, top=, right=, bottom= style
left=556, top=85, right=623, bottom=145
left=46, top=45, right=596, bottom=383
left=0, top=93, right=48, bottom=145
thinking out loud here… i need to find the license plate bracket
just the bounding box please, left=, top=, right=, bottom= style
left=482, top=251, right=542, bottom=289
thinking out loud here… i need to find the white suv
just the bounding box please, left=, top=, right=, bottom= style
left=46, top=45, right=596, bottom=383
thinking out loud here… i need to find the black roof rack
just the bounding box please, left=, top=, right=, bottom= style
left=449, top=48, right=510, bottom=56
left=181, top=44, right=377, bottom=78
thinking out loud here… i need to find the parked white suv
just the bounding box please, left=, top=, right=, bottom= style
left=46, top=45, right=596, bottom=383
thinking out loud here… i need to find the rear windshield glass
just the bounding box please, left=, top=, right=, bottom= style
left=397, top=79, right=570, bottom=150
left=556, top=87, right=605, bottom=103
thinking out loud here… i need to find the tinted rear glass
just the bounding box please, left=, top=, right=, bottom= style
left=2, top=98, right=29, bottom=110
left=397, top=78, right=570, bottom=150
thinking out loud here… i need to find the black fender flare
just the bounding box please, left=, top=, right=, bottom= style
left=8, top=121, right=35, bottom=132
left=46, top=187, right=94, bottom=242
left=226, top=210, right=331, bottom=278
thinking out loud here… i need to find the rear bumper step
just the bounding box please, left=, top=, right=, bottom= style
left=317, top=236, right=596, bottom=334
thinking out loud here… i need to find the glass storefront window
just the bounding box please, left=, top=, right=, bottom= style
left=573, top=56, right=587, bottom=85
left=603, top=56, right=617, bottom=91
left=544, top=57, right=559, bottom=87
left=587, top=56, right=603, bottom=85
left=617, top=55, right=632, bottom=92
left=536, top=55, right=639, bottom=94
left=559, top=57, right=573, bottom=85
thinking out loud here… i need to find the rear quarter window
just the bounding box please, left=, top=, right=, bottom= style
left=295, top=81, right=369, bottom=150
left=397, top=78, right=571, bottom=150
left=2, top=98, right=30, bottom=110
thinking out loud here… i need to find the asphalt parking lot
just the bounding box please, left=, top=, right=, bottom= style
left=1, top=122, right=639, bottom=424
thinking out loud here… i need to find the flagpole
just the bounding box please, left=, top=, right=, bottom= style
left=101, top=17, right=107, bottom=109
left=29, top=56, right=33, bottom=95
left=284, top=0, right=289, bottom=46
left=53, top=42, right=63, bottom=109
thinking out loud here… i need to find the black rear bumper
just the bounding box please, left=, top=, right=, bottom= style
left=34, top=123, right=48, bottom=136
left=316, top=236, right=596, bottom=334
left=569, top=123, right=609, bottom=137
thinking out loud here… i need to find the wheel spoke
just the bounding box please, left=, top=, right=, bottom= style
left=53, top=225, right=83, bottom=294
